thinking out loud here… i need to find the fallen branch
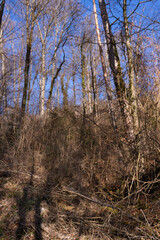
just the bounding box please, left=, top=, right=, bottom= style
left=63, top=186, right=119, bottom=210
left=62, top=186, right=143, bottom=224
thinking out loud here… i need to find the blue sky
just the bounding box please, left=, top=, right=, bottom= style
left=2, top=0, right=159, bottom=111
left=81, top=0, right=160, bottom=22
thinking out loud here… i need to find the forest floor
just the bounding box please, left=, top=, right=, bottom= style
left=0, top=170, right=160, bottom=240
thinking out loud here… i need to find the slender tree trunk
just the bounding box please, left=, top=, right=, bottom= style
left=123, top=0, right=139, bottom=133
left=61, top=73, right=69, bottom=109
left=72, top=72, right=76, bottom=106
left=36, top=20, right=47, bottom=115
left=93, top=0, right=117, bottom=130
left=0, top=28, right=6, bottom=109
left=98, top=0, right=135, bottom=143
left=0, top=0, right=5, bottom=29
left=21, top=37, right=32, bottom=117
left=90, top=51, right=97, bottom=116
left=40, top=43, right=46, bottom=115
left=71, top=42, right=77, bottom=107
left=0, top=0, right=5, bottom=110
left=47, top=52, right=65, bottom=107
left=86, top=63, right=92, bottom=114
left=17, top=40, right=24, bottom=107
left=0, top=1, right=6, bottom=110
left=27, top=51, right=33, bottom=113
left=21, top=0, right=35, bottom=118
left=11, top=41, right=16, bottom=106
left=57, top=80, right=59, bottom=109
left=81, top=44, right=86, bottom=120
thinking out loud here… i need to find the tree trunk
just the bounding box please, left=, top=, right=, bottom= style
left=47, top=52, right=65, bottom=108
left=0, top=28, right=7, bottom=109
left=27, top=51, right=33, bottom=113
left=72, top=72, right=76, bottom=106
left=81, top=44, right=86, bottom=120
left=93, top=0, right=117, bottom=130
left=86, top=63, right=92, bottom=114
left=98, top=0, right=135, bottom=143
left=61, top=73, right=69, bottom=109
left=90, top=50, right=97, bottom=116
left=21, top=1, right=35, bottom=118
left=17, top=40, right=23, bottom=107
left=40, top=43, right=46, bottom=115
left=0, top=0, right=5, bottom=29
left=123, top=0, right=139, bottom=133
left=11, top=40, right=16, bottom=107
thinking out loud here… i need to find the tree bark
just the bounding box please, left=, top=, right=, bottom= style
left=47, top=51, right=65, bottom=108
left=93, top=0, right=117, bottom=130
left=90, top=50, right=97, bottom=116
left=0, top=0, right=5, bottom=29
left=21, top=0, right=35, bottom=118
left=39, top=43, right=46, bottom=115
left=123, top=0, right=139, bottom=133
left=61, top=72, right=69, bottom=109
left=98, top=0, right=135, bottom=143
left=0, top=28, right=6, bottom=109
left=81, top=43, right=86, bottom=120
left=86, top=62, right=92, bottom=114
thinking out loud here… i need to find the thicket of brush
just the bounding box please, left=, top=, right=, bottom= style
left=0, top=106, right=160, bottom=239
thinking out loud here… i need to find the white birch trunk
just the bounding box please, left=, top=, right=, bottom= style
left=11, top=41, right=16, bottom=106
left=86, top=63, right=92, bottom=114
left=17, top=40, right=23, bottom=107
left=40, top=43, right=46, bottom=115
left=123, top=0, right=139, bottom=132
left=98, top=0, right=136, bottom=143
left=93, top=0, right=117, bottom=129
left=0, top=29, right=6, bottom=108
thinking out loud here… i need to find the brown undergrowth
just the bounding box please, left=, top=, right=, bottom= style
left=0, top=108, right=160, bottom=239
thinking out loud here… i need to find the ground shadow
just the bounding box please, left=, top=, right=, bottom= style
left=15, top=155, right=63, bottom=240
left=15, top=186, right=30, bottom=239
left=15, top=164, right=35, bottom=240
left=34, top=198, right=43, bottom=240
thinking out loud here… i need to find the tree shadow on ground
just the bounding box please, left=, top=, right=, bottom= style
left=15, top=164, right=35, bottom=240
left=34, top=197, right=43, bottom=240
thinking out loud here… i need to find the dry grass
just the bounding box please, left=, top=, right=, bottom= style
left=0, top=108, right=160, bottom=239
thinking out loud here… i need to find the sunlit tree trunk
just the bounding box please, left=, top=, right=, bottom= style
left=90, top=50, right=97, bottom=116
left=86, top=62, right=92, bottom=114
left=81, top=44, right=86, bottom=119
left=0, top=28, right=6, bottom=109
left=93, top=0, right=117, bottom=130
left=11, top=41, right=17, bottom=107
left=36, top=19, right=48, bottom=115
left=47, top=50, right=65, bottom=108
left=123, top=0, right=139, bottom=133
left=61, top=72, right=69, bottom=109
left=71, top=43, right=77, bottom=107
left=0, top=0, right=5, bottom=29
left=21, top=0, right=35, bottom=118
left=98, top=0, right=135, bottom=143
left=27, top=51, right=33, bottom=113
left=38, top=42, right=46, bottom=115
left=72, top=72, right=76, bottom=106
left=17, top=38, right=24, bottom=107
left=47, top=23, right=58, bottom=109
left=0, top=0, right=5, bottom=110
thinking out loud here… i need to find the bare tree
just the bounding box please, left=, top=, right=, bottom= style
left=21, top=0, right=36, bottom=118
left=123, top=0, right=139, bottom=132
left=98, top=0, right=136, bottom=144
left=0, top=0, right=5, bottom=29
left=93, top=0, right=117, bottom=130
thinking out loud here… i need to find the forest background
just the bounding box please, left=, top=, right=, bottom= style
left=0, top=0, right=160, bottom=239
